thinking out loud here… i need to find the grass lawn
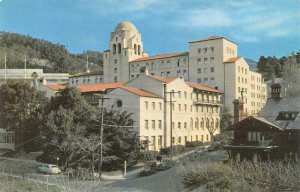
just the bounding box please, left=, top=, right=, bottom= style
left=0, top=175, right=60, bottom=192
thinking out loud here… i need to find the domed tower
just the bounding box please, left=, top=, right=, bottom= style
left=103, top=21, right=148, bottom=82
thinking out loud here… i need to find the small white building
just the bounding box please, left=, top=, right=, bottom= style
left=0, top=68, right=69, bottom=85
left=104, top=71, right=223, bottom=151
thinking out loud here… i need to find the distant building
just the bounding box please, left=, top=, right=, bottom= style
left=69, top=71, right=103, bottom=86
left=0, top=68, right=69, bottom=85
left=102, top=21, right=267, bottom=115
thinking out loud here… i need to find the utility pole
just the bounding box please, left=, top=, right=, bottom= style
left=166, top=90, right=178, bottom=159
left=95, top=93, right=110, bottom=179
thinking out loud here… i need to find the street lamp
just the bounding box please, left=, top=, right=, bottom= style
left=56, top=157, right=59, bottom=167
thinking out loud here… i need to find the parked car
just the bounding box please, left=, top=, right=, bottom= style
left=157, top=158, right=175, bottom=170
left=140, top=162, right=157, bottom=176
left=38, top=164, right=61, bottom=174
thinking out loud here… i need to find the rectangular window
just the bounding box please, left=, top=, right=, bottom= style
left=178, top=104, right=181, bottom=111
left=152, top=102, right=155, bottom=110
left=178, top=122, right=181, bottom=129
left=159, top=102, right=162, bottom=110
left=204, top=58, right=208, bottom=64
left=114, top=68, right=117, bottom=73
left=184, top=104, right=187, bottom=111
left=197, top=78, right=201, bottom=83
left=172, top=137, right=175, bottom=144
left=197, top=68, right=201, bottom=73
left=114, top=59, right=117, bottom=64
left=211, top=67, right=214, bottom=72
left=210, top=57, right=214, bottom=62
left=210, top=47, right=214, bottom=52
left=178, top=137, right=181, bottom=144
left=158, top=136, right=162, bottom=146
left=158, top=120, right=162, bottom=129
left=198, top=48, right=201, bottom=53
left=184, top=122, right=187, bottom=128
left=204, top=48, right=208, bottom=52
left=178, top=91, right=181, bottom=98
left=114, top=76, right=117, bottom=82
left=184, top=92, right=187, bottom=98
left=152, top=120, right=155, bottom=129
left=196, top=135, right=199, bottom=141
left=145, top=101, right=148, bottom=110
left=145, top=120, right=149, bottom=129
left=197, top=58, right=201, bottom=63
left=201, top=135, right=204, bottom=141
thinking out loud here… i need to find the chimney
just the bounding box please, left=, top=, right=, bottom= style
left=140, top=66, right=149, bottom=76
left=270, top=83, right=281, bottom=99
left=233, top=99, right=244, bottom=124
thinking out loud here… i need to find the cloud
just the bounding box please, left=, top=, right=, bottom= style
left=178, top=8, right=232, bottom=28
left=268, top=30, right=291, bottom=37
left=125, top=0, right=162, bottom=11
left=234, top=34, right=259, bottom=43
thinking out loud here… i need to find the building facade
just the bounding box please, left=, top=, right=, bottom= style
left=102, top=21, right=266, bottom=115
left=104, top=71, right=223, bottom=151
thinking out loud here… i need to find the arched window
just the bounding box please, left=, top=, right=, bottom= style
left=118, top=43, right=121, bottom=54
left=138, top=45, right=141, bottom=55
left=134, top=44, right=137, bottom=54
left=113, top=44, right=116, bottom=54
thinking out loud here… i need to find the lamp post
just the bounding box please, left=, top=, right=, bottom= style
left=56, top=157, right=59, bottom=167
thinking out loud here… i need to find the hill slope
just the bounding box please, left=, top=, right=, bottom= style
left=0, top=32, right=103, bottom=73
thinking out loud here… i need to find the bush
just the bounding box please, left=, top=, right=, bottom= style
left=181, top=161, right=300, bottom=191
left=140, top=151, right=159, bottom=161
left=185, top=141, right=204, bottom=148
left=160, top=145, right=185, bottom=155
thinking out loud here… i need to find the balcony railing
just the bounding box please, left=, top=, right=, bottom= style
left=193, top=99, right=222, bottom=106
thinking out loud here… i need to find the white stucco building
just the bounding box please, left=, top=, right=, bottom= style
left=104, top=70, right=223, bottom=151
left=102, top=21, right=266, bottom=115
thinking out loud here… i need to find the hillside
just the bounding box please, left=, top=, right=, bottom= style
left=0, top=32, right=103, bottom=74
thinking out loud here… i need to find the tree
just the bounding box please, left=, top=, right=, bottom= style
left=41, top=87, right=137, bottom=174
left=41, top=87, right=94, bottom=169
left=205, top=114, right=220, bottom=142
left=0, top=80, right=47, bottom=151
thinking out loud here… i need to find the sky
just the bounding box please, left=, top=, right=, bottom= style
left=0, top=0, right=300, bottom=61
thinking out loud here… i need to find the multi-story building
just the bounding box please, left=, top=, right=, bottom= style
left=102, top=21, right=266, bottom=115
left=104, top=70, right=223, bottom=151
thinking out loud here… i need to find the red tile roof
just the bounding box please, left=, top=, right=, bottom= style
left=148, top=76, right=178, bottom=84
left=130, top=52, right=188, bottom=63
left=76, top=82, right=127, bottom=93
left=45, top=84, right=65, bottom=91
left=186, top=82, right=224, bottom=94
left=120, top=87, right=161, bottom=98
left=224, top=57, right=241, bottom=63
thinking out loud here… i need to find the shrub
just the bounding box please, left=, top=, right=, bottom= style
left=181, top=161, right=300, bottom=191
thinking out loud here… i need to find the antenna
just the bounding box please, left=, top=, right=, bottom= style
left=24, top=55, right=27, bottom=79
left=4, top=54, right=7, bottom=83
left=86, top=54, right=90, bottom=73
